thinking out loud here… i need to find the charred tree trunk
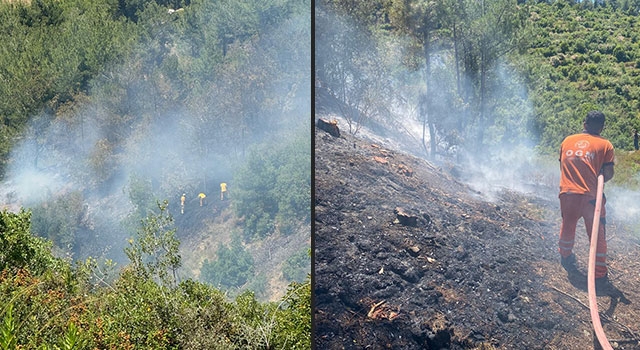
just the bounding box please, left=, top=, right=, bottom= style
left=453, top=21, right=465, bottom=134
left=423, top=28, right=437, bottom=161
left=478, top=37, right=487, bottom=150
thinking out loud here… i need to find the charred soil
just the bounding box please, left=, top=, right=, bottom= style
left=314, top=127, right=640, bottom=349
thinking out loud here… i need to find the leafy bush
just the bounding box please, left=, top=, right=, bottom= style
left=272, top=278, right=311, bottom=349
left=0, top=210, right=63, bottom=274
left=30, top=191, right=85, bottom=256
left=614, top=45, right=630, bottom=62
left=233, top=131, right=310, bottom=240
left=0, top=304, right=17, bottom=350
left=230, top=284, right=310, bottom=349
left=124, top=200, right=181, bottom=287
left=575, top=39, right=587, bottom=53
left=0, top=211, right=309, bottom=349
left=200, top=234, right=255, bottom=290
left=282, top=248, right=311, bottom=283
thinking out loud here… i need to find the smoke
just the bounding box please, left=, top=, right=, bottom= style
left=316, top=6, right=640, bottom=247
left=316, top=4, right=556, bottom=201
left=606, top=185, right=640, bottom=227
left=2, top=6, right=310, bottom=264
left=315, top=6, right=581, bottom=226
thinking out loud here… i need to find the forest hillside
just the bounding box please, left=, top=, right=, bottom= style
left=316, top=0, right=640, bottom=158
left=0, top=0, right=310, bottom=348
left=0, top=0, right=311, bottom=301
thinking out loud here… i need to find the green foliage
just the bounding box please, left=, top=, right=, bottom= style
left=88, top=270, right=178, bottom=348
left=0, top=210, right=62, bottom=274
left=282, top=248, right=311, bottom=283
left=0, top=304, right=16, bottom=350
left=273, top=278, right=311, bottom=349
left=321, top=0, right=640, bottom=157
left=200, top=234, right=254, bottom=290
left=241, top=278, right=311, bottom=348
left=234, top=131, right=311, bottom=240
left=172, top=279, right=238, bottom=349
left=125, top=200, right=181, bottom=286
left=0, top=0, right=135, bottom=175
left=128, top=174, right=157, bottom=219
left=0, top=0, right=308, bottom=177
left=30, top=191, right=85, bottom=256
left=57, top=322, right=88, bottom=350
left=316, top=1, right=393, bottom=135
left=519, top=2, right=640, bottom=154
left=610, top=150, right=640, bottom=189
left=0, top=200, right=309, bottom=349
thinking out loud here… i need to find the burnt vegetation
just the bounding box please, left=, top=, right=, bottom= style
left=315, top=126, right=640, bottom=349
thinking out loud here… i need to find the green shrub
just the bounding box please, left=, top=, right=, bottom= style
left=0, top=304, right=17, bottom=350
left=575, top=39, right=587, bottom=53
left=0, top=210, right=63, bottom=274
left=614, top=45, right=630, bottom=62
left=200, top=234, right=254, bottom=290
left=234, top=131, right=310, bottom=240
left=30, top=191, right=85, bottom=256
left=282, top=248, right=310, bottom=283
left=272, top=278, right=311, bottom=349
left=124, top=200, right=181, bottom=287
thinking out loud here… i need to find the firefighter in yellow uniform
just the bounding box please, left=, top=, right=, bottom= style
left=180, top=193, right=186, bottom=214
left=198, top=192, right=206, bottom=206
left=220, top=182, right=227, bottom=200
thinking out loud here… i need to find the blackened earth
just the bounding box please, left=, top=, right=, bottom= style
left=314, top=127, right=640, bottom=349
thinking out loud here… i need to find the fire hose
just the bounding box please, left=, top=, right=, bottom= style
left=588, top=174, right=612, bottom=350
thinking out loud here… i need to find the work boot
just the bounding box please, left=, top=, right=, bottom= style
left=561, top=254, right=580, bottom=275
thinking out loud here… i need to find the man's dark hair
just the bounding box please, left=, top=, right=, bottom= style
left=584, top=111, right=604, bottom=130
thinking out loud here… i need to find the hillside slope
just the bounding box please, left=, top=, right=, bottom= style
left=314, top=126, right=640, bottom=349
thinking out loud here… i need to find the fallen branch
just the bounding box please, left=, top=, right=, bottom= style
left=551, top=286, right=589, bottom=310
left=367, top=300, right=386, bottom=318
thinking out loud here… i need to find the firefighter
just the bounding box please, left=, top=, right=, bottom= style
left=180, top=193, right=186, bottom=214
left=558, top=111, right=614, bottom=291
left=198, top=192, right=206, bottom=207
left=220, top=182, right=227, bottom=200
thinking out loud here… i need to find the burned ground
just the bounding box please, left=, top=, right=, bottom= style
left=314, top=127, right=640, bottom=349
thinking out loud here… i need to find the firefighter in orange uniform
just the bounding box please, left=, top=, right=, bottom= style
left=558, top=111, right=614, bottom=290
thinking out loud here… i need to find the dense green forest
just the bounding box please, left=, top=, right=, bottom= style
left=316, top=0, right=640, bottom=162
left=0, top=0, right=310, bottom=347
left=0, top=208, right=309, bottom=348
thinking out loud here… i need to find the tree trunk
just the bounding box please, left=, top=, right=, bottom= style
left=478, top=38, right=487, bottom=150
left=477, top=0, right=487, bottom=150
left=453, top=21, right=464, bottom=133
left=423, top=26, right=436, bottom=160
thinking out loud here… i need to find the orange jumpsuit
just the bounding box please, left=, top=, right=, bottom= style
left=558, top=132, right=614, bottom=278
